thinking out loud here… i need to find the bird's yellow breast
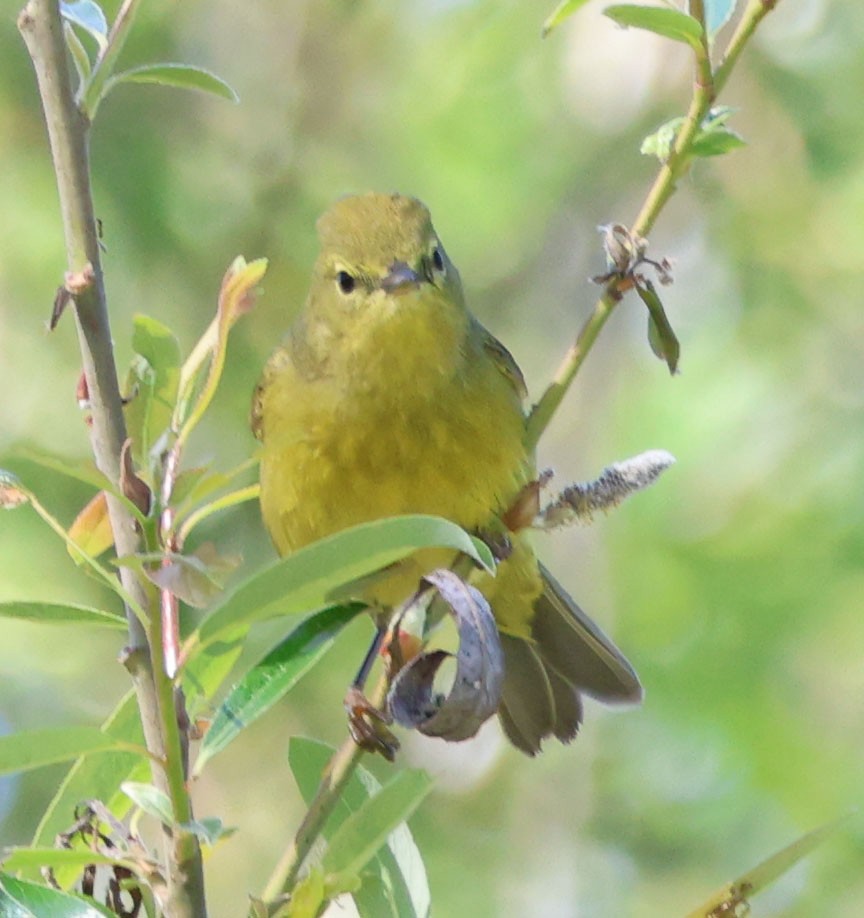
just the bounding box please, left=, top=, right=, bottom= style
left=257, top=320, right=528, bottom=562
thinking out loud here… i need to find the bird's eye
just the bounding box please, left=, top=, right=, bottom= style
left=431, top=247, right=445, bottom=273
left=336, top=271, right=356, bottom=294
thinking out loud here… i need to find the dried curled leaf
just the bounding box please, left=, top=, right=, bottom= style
left=537, top=450, right=676, bottom=529
left=388, top=569, right=504, bottom=741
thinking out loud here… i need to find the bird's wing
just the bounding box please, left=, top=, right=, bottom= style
left=250, top=376, right=266, bottom=441
left=475, top=321, right=528, bottom=401
left=534, top=563, right=643, bottom=703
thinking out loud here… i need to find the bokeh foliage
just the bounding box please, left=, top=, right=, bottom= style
left=1, top=0, right=862, bottom=914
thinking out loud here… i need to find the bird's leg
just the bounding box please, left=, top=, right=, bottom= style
left=344, top=619, right=400, bottom=761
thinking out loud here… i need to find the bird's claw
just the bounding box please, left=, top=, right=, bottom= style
left=344, top=686, right=400, bottom=761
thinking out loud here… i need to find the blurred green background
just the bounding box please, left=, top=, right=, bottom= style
left=2, top=0, right=862, bottom=915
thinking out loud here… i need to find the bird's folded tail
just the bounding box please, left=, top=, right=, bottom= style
left=498, top=563, right=642, bottom=755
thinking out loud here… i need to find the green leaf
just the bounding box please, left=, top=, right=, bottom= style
left=124, top=314, right=182, bottom=468
left=176, top=257, right=267, bottom=442
left=33, top=630, right=240, bottom=887
left=686, top=815, right=850, bottom=917
left=59, top=1, right=108, bottom=50
left=0, top=873, right=115, bottom=917
left=193, top=604, right=365, bottom=776
left=178, top=817, right=235, bottom=846
left=63, top=22, right=92, bottom=84
left=604, top=5, right=704, bottom=51
left=181, top=633, right=248, bottom=723
left=289, top=739, right=431, bottom=918
left=322, top=769, right=434, bottom=889
left=173, top=458, right=257, bottom=512
left=1, top=847, right=130, bottom=873
left=176, top=483, right=260, bottom=544
left=106, top=64, right=239, bottom=103
left=31, top=694, right=147, bottom=886
left=638, top=279, right=680, bottom=374
left=691, top=128, right=746, bottom=158
left=286, top=868, right=327, bottom=918
left=125, top=543, right=240, bottom=609
left=0, top=600, right=125, bottom=629
left=121, top=781, right=173, bottom=825
left=190, top=514, right=494, bottom=655
left=541, top=0, right=592, bottom=37
left=0, top=727, right=135, bottom=778
left=352, top=870, right=400, bottom=918
left=642, top=107, right=745, bottom=162
left=3, top=448, right=111, bottom=494
left=741, top=814, right=850, bottom=894
left=640, top=116, right=685, bottom=161
left=0, top=473, right=138, bottom=610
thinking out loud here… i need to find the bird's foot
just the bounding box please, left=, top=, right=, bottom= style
left=344, top=686, right=400, bottom=762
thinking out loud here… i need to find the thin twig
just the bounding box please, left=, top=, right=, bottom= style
left=525, top=0, right=783, bottom=452
left=260, top=677, right=388, bottom=905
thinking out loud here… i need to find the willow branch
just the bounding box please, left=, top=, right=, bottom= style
left=525, top=0, right=783, bottom=451
left=259, top=677, right=389, bottom=907
left=18, top=1, right=205, bottom=914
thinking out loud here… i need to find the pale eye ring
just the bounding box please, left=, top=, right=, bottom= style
left=336, top=270, right=356, bottom=294
left=431, top=247, right=445, bottom=273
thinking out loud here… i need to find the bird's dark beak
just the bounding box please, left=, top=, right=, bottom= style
left=380, top=261, right=421, bottom=294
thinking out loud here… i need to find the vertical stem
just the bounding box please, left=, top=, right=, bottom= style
left=260, top=676, right=389, bottom=904
left=17, top=1, right=206, bottom=913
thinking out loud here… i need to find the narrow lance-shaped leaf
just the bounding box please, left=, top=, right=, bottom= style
left=0, top=727, right=139, bottom=778
left=193, top=604, right=366, bottom=776
left=541, top=0, right=592, bottom=37
left=176, top=483, right=260, bottom=545
left=289, top=738, right=431, bottom=918
left=124, top=314, right=182, bottom=468
left=172, top=456, right=258, bottom=513
left=33, top=632, right=242, bottom=888
left=0, top=477, right=144, bottom=617
left=188, top=514, right=494, bottom=656
left=32, top=693, right=146, bottom=888
left=604, top=5, right=704, bottom=52
left=686, top=815, right=851, bottom=918
left=63, top=22, right=92, bottom=85
left=3, top=449, right=114, bottom=496
left=0, top=600, right=125, bottom=629
left=175, top=257, right=267, bottom=443
left=1, top=847, right=136, bottom=874
left=0, top=873, right=116, bottom=918
left=104, top=64, right=239, bottom=104
left=321, top=768, right=434, bottom=891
